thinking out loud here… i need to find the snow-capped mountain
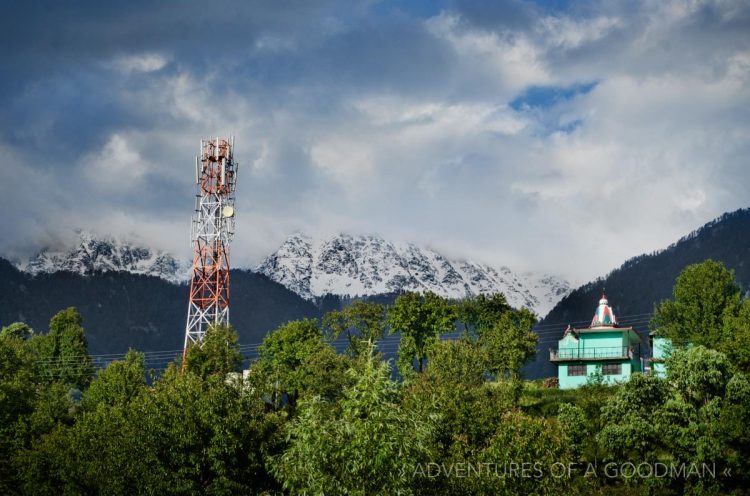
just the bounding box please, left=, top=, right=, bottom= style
left=16, top=231, right=191, bottom=284
left=257, top=233, right=571, bottom=316
left=13, top=230, right=572, bottom=316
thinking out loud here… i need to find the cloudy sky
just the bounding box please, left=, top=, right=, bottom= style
left=1, top=0, right=748, bottom=281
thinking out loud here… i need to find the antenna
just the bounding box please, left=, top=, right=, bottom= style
left=183, top=137, right=238, bottom=355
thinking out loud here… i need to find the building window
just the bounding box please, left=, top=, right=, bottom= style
left=568, top=364, right=586, bottom=376
left=603, top=363, right=621, bottom=375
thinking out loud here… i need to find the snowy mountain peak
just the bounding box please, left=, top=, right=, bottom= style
left=257, top=232, right=572, bottom=316
left=13, top=230, right=572, bottom=316
left=16, top=231, right=191, bottom=284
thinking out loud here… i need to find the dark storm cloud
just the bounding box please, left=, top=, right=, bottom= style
left=0, top=0, right=335, bottom=66
left=0, top=0, right=336, bottom=150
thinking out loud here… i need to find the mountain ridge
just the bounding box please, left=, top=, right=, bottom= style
left=16, top=231, right=191, bottom=284
left=15, top=230, right=573, bottom=317
left=257, top=232, right=572, bottom=316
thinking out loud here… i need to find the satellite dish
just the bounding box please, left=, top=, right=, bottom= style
left=222, top=206, right=235, bottom=218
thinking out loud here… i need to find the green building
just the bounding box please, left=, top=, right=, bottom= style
left=551, top=294, right=644, bottom=389
left=648, top=332, right=672, bottom=377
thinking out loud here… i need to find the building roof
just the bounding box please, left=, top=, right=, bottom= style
left=558, top=292, right=642, bottom=341
left=591, top=293, right=617, bottom=327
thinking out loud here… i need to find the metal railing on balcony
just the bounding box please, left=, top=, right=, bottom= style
left=549, top=346, right=636, bottom=362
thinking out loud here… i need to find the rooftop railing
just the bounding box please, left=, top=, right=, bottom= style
left=550, top=346, right=637, bottom=362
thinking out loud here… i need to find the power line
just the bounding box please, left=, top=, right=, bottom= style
left=34, top=311, right=657, bottom=370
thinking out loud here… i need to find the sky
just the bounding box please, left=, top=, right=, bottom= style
left=0, top=0, right=748, bottom=282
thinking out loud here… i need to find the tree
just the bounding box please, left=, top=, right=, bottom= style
left=17, top=401, right=146, bottom=496
left=388, top=292, right=456, bottom=377
left=651, top=260, right=741, bottom=348
left=272, top=350, right=435, bottom=495
left=294, top=344, right=353, bottom=402
left=183, top=324, right=242, bottom=379
left=258, top=319, right=347, bottom=406
left=654, top=347, right=737, bottom=492
left=39, top=307, right=94, bottom=389
left=423, top=338, right=488, bottom=388
left=721, top=298, right=750, bottom=372
left=597, top=373, right=670, bottom=463
left=479, top=308, right=537, bottom=381
left=666, top=345, right=732, bottom=408
left=558, top=403, right=587, bottom=461
left=0, top=333, right=37, bottom=492
left=0, top=322, right=34, bottom=340
left=19, top=364, right=285, bottom=495
left=1, top=329, right=80, bottom=494
left=720, top=373, right=750, bottom=489
left=403, top=339, right=516, bottom=493
left=475, top=411, right=572, bottom=496
left=456, top=293, right=512, bottom=339
left=82, top=350, right=146, bottom=410
left=322, top=301, right=388, bottom=356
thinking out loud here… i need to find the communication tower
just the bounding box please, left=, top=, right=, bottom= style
left=183, top=137, right=238, bottom=354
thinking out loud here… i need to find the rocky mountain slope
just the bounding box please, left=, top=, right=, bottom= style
left=13, top=231, right=572, bottom=317
left=257, top=233, right=571, bottom=316
left=16, top=231, right=190, bottom=284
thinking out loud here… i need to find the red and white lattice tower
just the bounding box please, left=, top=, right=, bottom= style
left=184, top=137, right=238, bottom=354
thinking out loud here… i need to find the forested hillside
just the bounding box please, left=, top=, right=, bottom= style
left=2, top=262, right=749, bottom=494
left=543, top=208, right=750, bottom=326
left=0, top=259, right=320, bottom=355
left=523, top=208, right=750, bottom=379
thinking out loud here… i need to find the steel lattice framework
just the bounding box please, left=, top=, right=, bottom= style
left=183, top=137, right=238, bottom=354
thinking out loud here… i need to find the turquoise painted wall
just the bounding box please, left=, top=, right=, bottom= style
left=651, top=336, right=672, bottom=378
left=580, top=332, right=626, bottom=356
left=558, top=361, right=635, bottom=389
left=556, top=329, right=643, bottom=389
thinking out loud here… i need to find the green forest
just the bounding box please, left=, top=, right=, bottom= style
left=1, top=260, right=749, bottom=495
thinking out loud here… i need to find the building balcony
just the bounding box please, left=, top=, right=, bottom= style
left=549, top=346, right=637, bottom=362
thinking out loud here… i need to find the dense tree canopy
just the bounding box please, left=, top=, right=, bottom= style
left=258, top=318, right=352, bottom=407
left=40, top=307, right=94, bottom=389
left=480, top=308, right=538, bottom=381
left=272, top=348, right=435, bottom=495
left=322, top=300, right=388, bottom=356
left=0, top=322, right=34, bottom=341
left=652, top=259, right=742, bottom=348
left=388, top=292, right=456, bottom=377
left=184, top=324, right=242, bottom=379
left=2, top=268, right=750, bottom=495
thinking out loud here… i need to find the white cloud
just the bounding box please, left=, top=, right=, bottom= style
left=80, top=134, right=148, bottom=190
left=310, top=138, right=374, bottom=182
left=425, top=13, right=551, bottom=93
left=3, top=0, right=749, bottom=284
left=538, top=14, right=623, bottom=50
left=110, top=52, right=168, bottom=73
